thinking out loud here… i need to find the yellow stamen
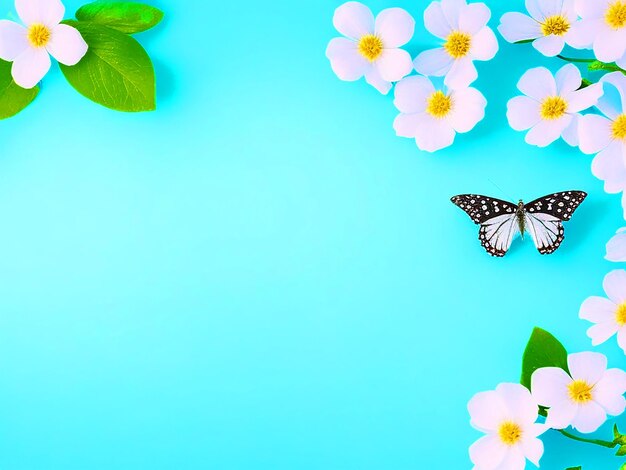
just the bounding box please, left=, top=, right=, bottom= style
left=616, top=302, right=626, bottom=325
left=606, top=1, right=626, bottom=29
left=540, top=96, right=568, bottom=120
left=358, top=34, right=383, bottom=62
left=498, top=422, right=523, bottom=446
left=568, top=380, right=594, bottom=403
left=444, top=31, right=471, bottom=59
left=426, top=90, right=453, bottom=118
left=27, top=23, right=51, bottom=48
left=542, top=15, right=570, bottom=36
left=612, top=115, right=626, bottom=140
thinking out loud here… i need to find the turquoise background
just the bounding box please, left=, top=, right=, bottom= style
left=0, top=0, right=625, bottom=468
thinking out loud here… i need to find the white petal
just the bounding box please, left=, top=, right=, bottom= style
left=16, top=0, right=64, bottom=26
left=604, top=269, right=626, bottom=304
left=498, top=12, right=542, bottom=43
left=567, top=83, right=603, bottom=113
left=555, top=63, right=581, bottom=95
left=568, top=18, right=602, bottom=49
left=413, top=114, right=456, bottom=152
left=393, top=75, right=434, bottom=114
left=494, top=447, right=526, bottom=470
left=326, top=38, right=369, bottom=81
left=447, top=87, right=486, bottom=133
left=507, top=96, right=541, bottom=131
left=413, top=47, right=453, bottom=77
left=364, top=66, right=392, bottom=94
left=333, top=2, right=374, bottom=40
left=444, top=57, right=477, bottom=89
left=521, top=437, right=544, bottom=467
left=580, top=296, right=617, bottom=323
left=568, top=351, right=607, bottom=385
left=561, top=114, right=579, bottom=147
left=525, top=116, right=571, bottom=147
left=496, top=383, right=539, bottom=425
left=393, top=113, right=421, bottom=138
left=468, top=389, right=509, bottom=431
left=533, top=35, right=565, bottom=56
left=531, top=367, right=571, bottom=407
left=375, top=8, right=415, bottom=48
left=600, top=72, right=626, bottom=117
left=562, top=0, right=578, bottom=22
left=441, top=0, right=466, bottom=30
left=469, top=435, right=508, bottom=469
left=11, top=46, right=50, bottom=89
left=591, top=142, right=626, bottom=193
left=594, top=368, right=626, bottom=415
left=458, top=3, right=490, bottom=35
left=517, top=67, right=556, bottom=100
left=546, top=400, right=578, bottom=429
left=375, top=48, right=412, bottom=82
left=594, top=27, right=626, bottom=63
left=46, top=24, right=87, bottom=66
left=579, top=114, right=613, bottom=154
left=525, top=0, right=557, bottom=20
left=576, top=0, right=610, bottom=17
left=0, top=21, right=28, bottom=61
left=618, top=328, right=626, bottom=353
left=606, top=229, right=626, bottom=262
left=424, top=1, right=452, bottom=39
left=470, top=27, right=498, bottom=61
left=571, top=402, right=607, bottom=433
left=587, top=322, right=620, bottom=346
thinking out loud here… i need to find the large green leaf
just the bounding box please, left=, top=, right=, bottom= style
left=520, top=327, right=569, bottom=390
left=0, top=59, right=38, bottom=119
left=60, top=21, right=155, bottom=112
left=76, top=1, right=164, bottom=34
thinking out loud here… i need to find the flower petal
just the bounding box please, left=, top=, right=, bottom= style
left=16, top=0, right=64, bottom=26
left=517, top=67, right=556, bottom=100
left=587, top=322, right=620, bottom=346
left=604, top=269, right=626, bottom=304
left=448, top=86, right=486, bottom=133
left=46, top=24, right=87, bottom=66
left=424, top=1, right=452, bottom=39
left=375, top=8, right=415, bottom=48
left=0, top=20, right=28, bottom=61
left=576, top=0, right=610, bottom=17
left=606, top=228, right=626, bottom=262
left=470, top=27, right=498, bottom=61
left=555, top=63, right=581, bottom=95
left=525, top=0, right=555, bottom=20
left=393, top=75, right=434, bottom=114
left=594, top=368, right=626, bottom=415
left=571, top=401, right=607, bottom=433
left=591, top=141, right=626, bottom=194
left=458, top=2, right=490, bottom=35
left=413, top=47, right=453, bottom=77
left=468, top=389, right=509, bottom=432
left=507, top=96, right=541, bottom=131
left=521, top=437, right=544, bottom=466
left=567, top=83, right=603, bottom=113
left=618, top=328, right=626, bottom=354
left=393, top=113, right=422, bottom=138
left=413, top=114, right=456, bottom=152
left=545, top=400, right=578, bottom=429
left=594, top=27, right=626, bottom=63
left=441, top=0, right=466, bottom=30
left=11, top=46, right=50, bottom=89
left=525, top=116, right=571, bottom=147
left=444, top=56, right=477, bottom=89
left=531, top=367, right=571, bottom=407
left=498, top=12, right=542, bottom=43
left=494, top=446, right=526, bottom=470
left=561, top=114, right=579, bottom=147
left=568, top=18, right=603, bottom=49
left=375, top=48, right=412, bottom=82
left=580, top=296, right=617, bottom=323
left=601, top=72, right=626, bottom=116
left=496, top=383, right=538, bottom=425
left=326, top=38, right=369, bottom=81
left=580, top=114, right=613, bottom=154
left=364, top=66, right=392, bottom=94
left=568, top=351, right=607, bottom=385
left=333, top=2, right=374, bottom=40
left=533, top=35, right=566, bottom=57
left=469, top=435, right=508, bottom=469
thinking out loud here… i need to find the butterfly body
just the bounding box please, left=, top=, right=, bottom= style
left=451, top=191, right=587, bottom=257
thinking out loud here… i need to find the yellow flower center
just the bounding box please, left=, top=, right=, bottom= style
left=444, top=31, right=472, bottom=59
left=540, top=96, right=568, bottom=120
left=568, top=380, right=594, bottom=403
left=358, top=34, right=383, bottom=62
left=27, top=23, right=51, bottom=48
left=426, top=90, right=453, bottom=118
left=541, top=15, right=571, bottom=36
left=612, top=115, right=626, bottom=140
left=498, top=422, right=523, bottom=446
left=606, top=1, right=626, bottom=29
left=616, top=302, right=626, bottom=325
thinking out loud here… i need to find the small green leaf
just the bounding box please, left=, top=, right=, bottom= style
left=520, top=327, right=569, bottom=390
left=60, top=21, right=155, bottom=112
left=514, top=39, right=534, bottom=44
left=0, top=59, right=38, bottom=119
left=76, top=1, right=163, bottom=34
left=565, top=467, right=582, bottom=470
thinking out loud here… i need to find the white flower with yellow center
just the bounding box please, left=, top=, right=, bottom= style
left=325, top=2, right=415, bottom=95
left=532, top=352, right=626, bottom=433
left=569, top=0, right=626, bottom=69
left=392, top=75, right=486, bottom=152
left=468, top=383, right=546, bottom=470
left=0, top=0, right=87, bottom=89
left=580, top=269, right=626, bottom=352
left=498, top=0, right=580, bottom=57
left=413, top=0, right=498, bottom=89
left=506, top=64, right=602, bottom=147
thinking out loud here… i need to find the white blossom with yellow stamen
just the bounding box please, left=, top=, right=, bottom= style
left=532, top=352, right=626, bottom=433
left=325, top=2, right=415, bottom=95
left=468, top=383, right=546, bottom=470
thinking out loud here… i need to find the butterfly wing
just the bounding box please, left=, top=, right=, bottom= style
left=451, top=194, right=520, bottom=257
left=523, top=191, right=587, bottom=255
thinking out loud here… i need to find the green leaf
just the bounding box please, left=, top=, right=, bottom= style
left=0, top=59, right=38, bottom=119
left=565, top=467, right=582, bottom=470
left=520, top=327, right=569, bottom=390
left=76, top=1, right=164, bottom=34
left=60, top=21, right=155, bottom=112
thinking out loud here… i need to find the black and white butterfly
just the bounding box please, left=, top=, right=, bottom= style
left=451, top=191, right=587, bottom=257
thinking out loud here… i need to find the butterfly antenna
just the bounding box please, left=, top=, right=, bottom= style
left=487, top=179, right=516, bottom=202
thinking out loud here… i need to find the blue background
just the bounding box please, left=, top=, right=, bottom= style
left=0, top=0, right=625, bottom=468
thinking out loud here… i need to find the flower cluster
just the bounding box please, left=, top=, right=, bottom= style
left=326, top=0, right=498, bottom=152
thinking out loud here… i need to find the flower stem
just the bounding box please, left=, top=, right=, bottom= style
left=558, top=429, right=617, bottom=448
left=556, top=55, right=596, bottom=63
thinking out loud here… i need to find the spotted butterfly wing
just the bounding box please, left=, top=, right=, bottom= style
left=451, top=194, right=519, bottom=257
left=523, top=191, right=587, bottom=255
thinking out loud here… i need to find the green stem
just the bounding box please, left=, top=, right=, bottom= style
left=558, top=429, right=617, bottom=448
left=556, top=55, right=596, bottom=63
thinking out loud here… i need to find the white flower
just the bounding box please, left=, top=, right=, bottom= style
left=580, top=269, right=626, bottom=351
left=325, top=2, right=414, bottom=95
left=506, top=64, right=602, bottom=147
left=0, top=0, right=88, bottom=89
left=532, top=351, right=626, bottom=433
left=468, top=383, right=546, bottom=470
left=606, top=228, right=626, bottom=262
left=579, top=73, right=626, bottom=209
left=392, top=75, right=486, bottom=152
left=569, top=0, right=626, bottom=69
left=414, top=0, right=498, bottom=89
left=498, top=0, right=580, bottom=57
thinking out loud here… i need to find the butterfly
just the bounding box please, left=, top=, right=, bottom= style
left=451, top=191, right=587, bottom=257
